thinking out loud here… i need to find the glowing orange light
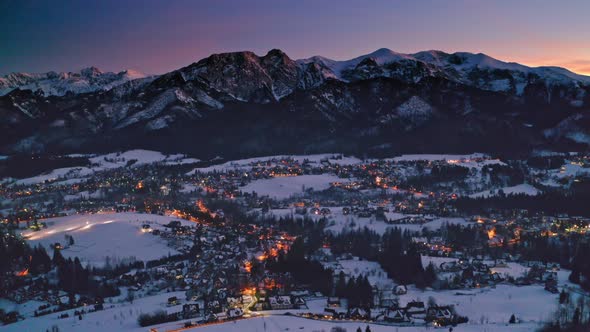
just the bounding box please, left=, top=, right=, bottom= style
left=487, top=228, right=496, bottom=239
left=16, top=268, right=29, bottom=277
left=196, top=200, right=210, bottom=214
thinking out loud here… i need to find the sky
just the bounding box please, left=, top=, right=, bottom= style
left=1, top=0, right=589, bottom=76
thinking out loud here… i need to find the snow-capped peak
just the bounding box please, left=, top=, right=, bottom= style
left=0, top=67, right=150, bottom=97
left=296, top=48, right=590, bottom=86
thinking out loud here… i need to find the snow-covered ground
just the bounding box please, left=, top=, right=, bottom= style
left=469, top=184, right=541, bottom=198
left=23, top=212, right=192, bottom=266
left=191, top=315, right=544, bottom=332
left=261, top=208, right=469, bottom=235
left=0, top=291, right=550, bottom=332
left=241, top=174, right=346, bottom=199
left=187, top=154, right=363, bottom=174
left=0, top=290, right=188, bottom=332
left=323, top=258, right=396, bottom=292
left=12, top=150, right=200, bottom=186
left=398, top=284, right=556, bottom=325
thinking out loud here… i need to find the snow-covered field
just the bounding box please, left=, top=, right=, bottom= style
left=0, top=310, right=544, bottom=332
left=23, top=212, right=191, bottom=266
left=469, top=184, right=541, bottom=198
left=0, top=290, right=188, bottom=332
left=187, top=154, right=363, bottom=174
left=398, top=284, right=556, bottom=325
left=241, top=174, right=345, bottom=199
left=190, top=315, right=544, bottom=332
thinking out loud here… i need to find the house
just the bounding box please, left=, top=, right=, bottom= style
left=182, top=303, right=200, bottom=319
left=268, top=296, right=292, bottom=310
left=384, top=308, right=409, bottom=323
left=394, top=285, right=407, bottom=295
left=348, top=307, right=370, bottom=320
left=293, top=296, right=306, bottom=308
left=167, top=296, right=178, bottom=306
left=426, top=305, right=454, bottom=322
left=227, top=307, right=244, bottom=318
left=226, top=296, right=241, bottom=308
left=327, top=297, right=341, bottom=308
left=207, top=300, right=222, bottom=313
left=405, top=301, right=426, bottom=319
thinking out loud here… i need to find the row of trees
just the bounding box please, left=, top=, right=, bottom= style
left=453, top=180, right=590, bottom=216
left=267, top=237, right=333, bottom=295
left=334, top=273, right=373, bottom=308
left=328, top=227, right=437, bottom=288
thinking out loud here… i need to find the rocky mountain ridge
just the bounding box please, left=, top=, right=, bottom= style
left=1, top=48, right=589, bottom=157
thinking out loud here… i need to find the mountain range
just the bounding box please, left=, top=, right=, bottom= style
left=2, top=48, right=589, bottom=158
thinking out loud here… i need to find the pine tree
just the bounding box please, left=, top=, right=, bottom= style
left=335, top=271, right=346, bottom=297
left=424, top=263, right=438, bottom=287
left=52, top=247, right=65, bottom=267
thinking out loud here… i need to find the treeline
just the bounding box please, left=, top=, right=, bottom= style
left=255, top=215, right=327, bottom=239
left=267, top=237, right=333, bottom=295
left=0, top=229, right=31, bottom=274
left=52, top=249, right=120, bottom=298
left=138, top=310, right=176, bottom=327
left=0, top=155, right=90, bottom=179
left=569, top=241, right=590, bottom=291
left=335, top=272, right=373, bottom=308
left=327, top=227, right=436, bottom=288
left=441, top=224, right=488, bottom=250
left=541, top=289, right=590, bottom=332
left=527, top=156, right=565, bottom=170
left=481, top=164, right=525, bottom=187
left=508, top=232, right=590, bottom=291
left=406, top=165, right=470, bottom=190
left=453, top=191, right=590, bottom=217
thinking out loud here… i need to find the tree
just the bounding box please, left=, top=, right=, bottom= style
left=424, top=263, right=438, bottom=288
left=30, top=245, right=51, bottom=274
left=569, top=270, right=581, bottom=284
left=335, top=271, right=347, bottom=297
left=559, top=289, right=569, bottom=305
left=509, top=314, right=516, bottom=324
left=52, top=247, right=65, bottom=267
left=126, top=290, right=135, bottom=304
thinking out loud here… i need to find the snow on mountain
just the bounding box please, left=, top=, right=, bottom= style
left=298, top=48, right=414, bottom=80
left=297, top=48, right=590, bottom=88
left=396, top=96, right=434, bottom=123
left=0, top=67, right=151, bottom=96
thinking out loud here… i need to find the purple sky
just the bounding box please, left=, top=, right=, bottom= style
left=1, top=0, right=589, bottom=75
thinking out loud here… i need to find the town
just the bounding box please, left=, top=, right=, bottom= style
left=1, top=150, right=590, bottom=332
